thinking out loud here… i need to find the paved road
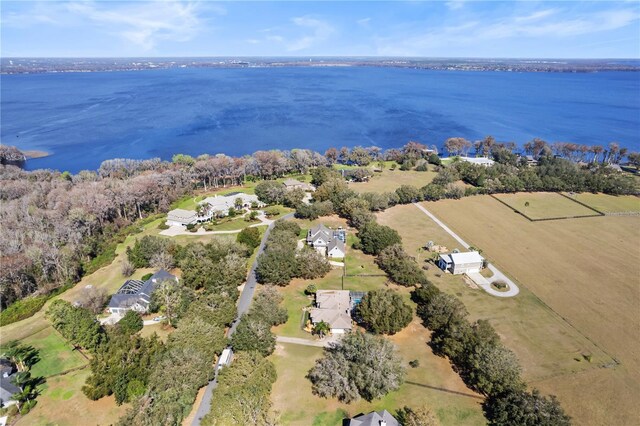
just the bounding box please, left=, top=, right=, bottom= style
left=190, top=213, right=294, bottom=426
left=413, top=203, right=519, bottom=298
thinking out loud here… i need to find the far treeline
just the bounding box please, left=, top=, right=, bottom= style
left=1, top=138, right=637, bottom=318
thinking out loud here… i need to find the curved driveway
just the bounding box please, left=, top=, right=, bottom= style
left=413, top=203, right=519, bottom=298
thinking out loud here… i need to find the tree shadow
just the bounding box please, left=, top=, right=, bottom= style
left=404, top=380, right=483, bottom=399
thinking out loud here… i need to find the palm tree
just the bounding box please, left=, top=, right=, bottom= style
left=313, top=321, right=331, bottom=339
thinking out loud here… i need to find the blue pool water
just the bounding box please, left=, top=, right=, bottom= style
left=2, top=67, right=638, bottom=172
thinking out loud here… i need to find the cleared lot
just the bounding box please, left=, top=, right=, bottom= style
left=419, top=196, right=640, bottom=426
left=492, top=192, right=599, bottom=220
left=568, top=192, right=640, bottom=213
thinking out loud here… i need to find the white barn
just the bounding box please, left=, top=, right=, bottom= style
left=438, top=251, right=484, bottom=275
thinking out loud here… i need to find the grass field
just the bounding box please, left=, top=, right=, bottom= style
left=270, top=321, right=485, bottom=426
left=379, top=195, right=640, bottom=425
left=16, top=369, right=129, bottom=426
left=1, top=216, right=218, bottom=426
left=20, top=329, right=88, bottom=378
left=270, top=228, right=485, bottom=425
left=349, top=169, right=437, bottom=194
left=492, top=192, right=600, bottom=220
left=568, top=192, right=640, bottom=213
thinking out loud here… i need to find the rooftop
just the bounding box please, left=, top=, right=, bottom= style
left=315, top=290, right=351, bottom=311
left=348, top=410, right=399, bottom=426
left=167, top=209, right=198, bottom=220
left=446, top=251, right=484, bottom=264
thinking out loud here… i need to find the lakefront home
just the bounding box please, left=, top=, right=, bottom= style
left=107, top=270, right=178, bottom=316
left=199, top=193, right=264, bottom=218
left=309, top=290, right=353, bottom=334
left=438, top=251, right=484, bottom=275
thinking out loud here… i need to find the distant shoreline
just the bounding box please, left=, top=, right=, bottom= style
left=2, top=57, right=639, bottom=75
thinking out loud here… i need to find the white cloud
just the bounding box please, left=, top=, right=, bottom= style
left=357, top=17, right=371, bottom=27
left=64, top=0, right=216, bottom=50
left=287, top=16, right=334, bottom=51
left=446, top=1, right=465, bottom=11
left=376, top=7, right=640, bottom=56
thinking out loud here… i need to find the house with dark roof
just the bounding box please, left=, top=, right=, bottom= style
left=107, top=270, right=177, bottom=316
left=307, top=224, right=346, bottom=258
left=0, top=359, right=18, bottom=408
left=347, top=410, right=399, bottom=426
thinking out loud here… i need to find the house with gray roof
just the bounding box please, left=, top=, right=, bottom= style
left=282, top=178, right=314, bottom=192
left=0, top=359, right=18, bottom=408
left=306, top=224, right=347, bottom=258
left=309, top=290, right=352, bottom=334
left=107, top=270, right=177, bottom=316
left=166, top=209, right=198, bottom=227
left=347, top=410, right=399, bottom=426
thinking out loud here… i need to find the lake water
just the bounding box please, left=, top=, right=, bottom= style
left=2, top=67, right=639, bottom=173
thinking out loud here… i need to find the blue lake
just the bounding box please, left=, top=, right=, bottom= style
left=2, top=67, right=639, bottom=173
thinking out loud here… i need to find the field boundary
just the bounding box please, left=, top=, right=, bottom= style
left=489, top=193, right=604, bottom=221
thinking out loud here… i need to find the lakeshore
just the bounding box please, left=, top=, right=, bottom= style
left=3, top=67, right=638, bottom=173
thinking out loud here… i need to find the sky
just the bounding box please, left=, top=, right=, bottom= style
left=2, top=1, right=639, bottom=58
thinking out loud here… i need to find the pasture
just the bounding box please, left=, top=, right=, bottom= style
left=568, top=192, right=640, bottom=213
left=270, top=228, right=485, bottom=425
left=270, top=322, right=485, bottom=426
left=386, top=195, right=640, bottom=426
left=348, top=169, right=437, bottom=194
left=491, top=192, right=600, bottom=220
left=16, top=369, right=128, bottom=426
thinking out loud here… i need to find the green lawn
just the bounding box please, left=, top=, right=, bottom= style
left=19, top=328, right=88, bottom=378
left=270, top=328, right=485, bottom=426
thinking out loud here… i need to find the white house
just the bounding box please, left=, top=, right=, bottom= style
left=309, top=290, right=352, bottom=334
left=460, top=157, right=495, bottom=167
left=327, top=239, right=346, bottom=258
left=438, top=251, right=484, bottom=275
left=199, top=193, right=264, bottom=218
left=166, top=209, right=198, bottom=227
left=307, top=224, right=347, bottom=257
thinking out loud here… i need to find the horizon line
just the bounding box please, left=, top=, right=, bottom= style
left=3, top=55, right=639, bottom=61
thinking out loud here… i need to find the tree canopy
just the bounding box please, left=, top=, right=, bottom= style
left=357, top=289, right=413, bottom=335
left=307, top=331, right=405, bottom=403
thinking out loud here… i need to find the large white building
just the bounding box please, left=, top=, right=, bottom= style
left=459, top=157, right=495, bottom=167
left=438, top=251, right=484, bottom=275
left=199, top=193, right=264, bottom=218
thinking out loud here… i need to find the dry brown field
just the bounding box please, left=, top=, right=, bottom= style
left=568, top=192, right=640, bottom=213
left=492, top=192, right=599, bottom=219
left=349, top=169, right=437, bottom=193
left=376, top=196, right=640, bottom=425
